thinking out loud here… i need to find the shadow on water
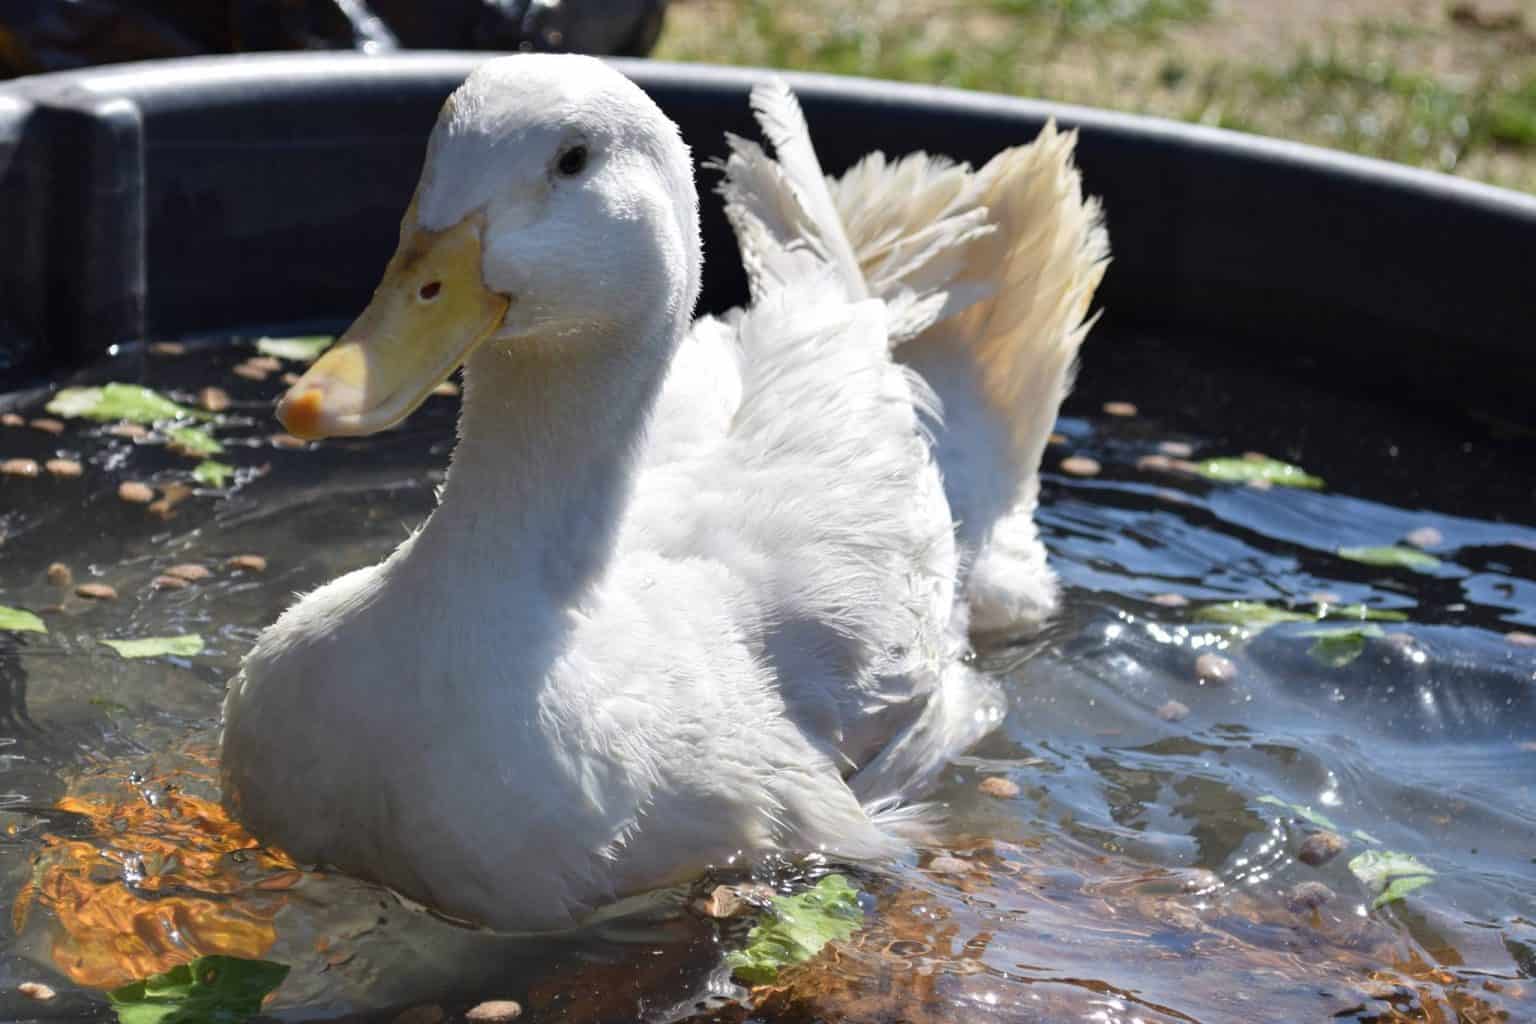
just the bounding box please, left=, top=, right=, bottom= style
left=0, top=328, right=1532, bottom=1021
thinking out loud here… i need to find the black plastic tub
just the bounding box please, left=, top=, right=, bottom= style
left=0, top=52, right=1533, bottom=425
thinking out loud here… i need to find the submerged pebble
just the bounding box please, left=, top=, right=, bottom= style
left=1, top=458, right=40, bottom=477
left=75, top=583, right=118, bottom=601
left=1103, top=400, right=1137, bottom=417
left=45, top=458, right=83, bottom=478
left=695, top=882, right=772, bottom=919
left=466, top=1002, right=523, bottom=1023
left=1194, top=653, right=1237, bottom=685
left=46, top=562, right=73, bottom=587
left=927, top=854, right=971, bottom=875
left=198, top=386, right=231, bottom=413
left=1060, top=455, right=1101, bottom=477
left=1157, top=700, right=1190, bottom=722
left=978, top=776, right=1020, bottom=799
left=17, top=981, right=56, bottom=1001
left=29, top=417, right=65, bottom=435
left=1297, top=830, right=1345, bottom=866
left=228, top=554, right=269, bottom=573
left=1286, top=881, right=1335, bottom=913
left=118, top=481, right=155, bottom=504
left=1404, top=526, right=1443, bottom=549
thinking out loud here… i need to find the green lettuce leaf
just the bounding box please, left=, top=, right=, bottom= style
left=108, top=955, right=289, bottom=1024
left=0, top=606, right=47, bottom=634
left=256, top=336, right=333, bottom=362
left=1338, top=546, right=1441, bottom=572
left=726, top=875, right=864, bottom=985
left=193, top=461, right=237, bottom=488
left=47, top=384, right=199, bottom=423
left=1195, top=456, right=1324, bottom=489
left=1193, top=601, right=1312, bottom=630
left=1300, top=625, right=1385, bottom=667
left=1348, top=850, right=1436, bottom=909
left=101, top=635, right=205, bottom=659
left=167, top=425, right=223, bottom=456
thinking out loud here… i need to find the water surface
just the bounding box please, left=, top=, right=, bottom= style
left=0, top=330, right=1531, bottom=1022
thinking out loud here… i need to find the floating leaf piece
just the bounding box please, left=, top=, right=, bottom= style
left=1338, top=546, right=1441, bottom=572
left=1194, top=601, right=1312, bottom=631
left=193, top=461, right=237, bottom=488
left=1319, top=603, right=1409, bottom=623
left=1257, top=794, right=1341, bottom=832
left=1348, top=850, right=1436, bottom=909
left=1195, top=456, right=1324, bottom=489
left=1300, top=625, right=1385, bottom=667
left=256, top=336, right=333, bottom=362
left=166, top=426, right=223, bottom=456
left=0, top=605, right=47, bottom=634
left=726, top=875, right=864, bottom=985
left=108, top=955, right=289, bottom=1024
left=47, top=384, right=199, bottom=424
left=101, top=635, right=205, bottom=659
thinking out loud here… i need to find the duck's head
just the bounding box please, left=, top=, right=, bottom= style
left=278, top=55, right=701, bottom=440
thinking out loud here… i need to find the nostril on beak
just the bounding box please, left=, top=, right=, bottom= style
left=418, top=281, right=442, bottom=301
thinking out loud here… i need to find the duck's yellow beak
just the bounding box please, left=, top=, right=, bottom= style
left=277, top=206, right=510, bottom=440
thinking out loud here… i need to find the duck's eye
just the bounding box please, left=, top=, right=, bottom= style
left=556, top=145, right=588, bottom=178
left=418, top=281, right=442, bottom=302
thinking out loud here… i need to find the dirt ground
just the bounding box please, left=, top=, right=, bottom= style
left=658, top=0, right=1536, bottom=192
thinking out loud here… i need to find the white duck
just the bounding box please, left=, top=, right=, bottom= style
left=221, top=54, right=1107, bottom=933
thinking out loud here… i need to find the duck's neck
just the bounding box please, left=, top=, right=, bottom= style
left=409, top=326, right=671, bottom=607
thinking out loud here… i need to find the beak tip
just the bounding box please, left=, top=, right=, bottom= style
left=277, top=387, right=328, bottom=441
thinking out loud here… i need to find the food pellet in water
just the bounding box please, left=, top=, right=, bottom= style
left=1060, top=455, right=1101, bottom=477
left=978, top=776, right=1020, bottom=798
left=1297, top=830, right=1344, bottom=866
left=1103, top=401, right=1137, bottom=417
left=1, top=458, right=40, bottom=477
left=282, top=372, right=301, bottom=385
left=233, top=363, right=269, bottom=381
left=433, top=381, right=460, bottom=398
left=46, top=562, right=73, bottom=586
left=17, top=982, right=55, bottom=1001
left=107, top=422, right=148, bottom=439
left=165, top=563, right=212, bottom=582
left=1157, top=700, right=1190, bottom=722
left=228, top=554, right=268, bottom=573
left=1286, top=881, right=1334, bottom=913
left=153, top=574, right=189, bottom=590
left=1403, top=526, right=1443, bottom=549
left=75, top=583, right=118, bottom=601
left=466, top=1001, right=523, bottom=1022
left=198, top=386, right=231, bottom=413
left=247, top=355, right=283, bottom=373
left=29, top=418, right=65, bottom=435
left=118, top=481, right=155, bottom=504
left=45, top=458, right=83, bottom=478
left=1158, top=440, right=1194, bottom=458
left=1048, top=432, right=1066, bottom=445
left=1194, top=653, right=1236, bottom=685
left=149, top=341, right=186, bottom=356
left=1507, top=631, right=1536, bottom=647
left=1150, top=593, right=1188, bottom=608
left=1136, top=454, right=1174, bottom=472
left=1, top=412, right=22, bottom=426
left=270, top=433, right=308, bottom=449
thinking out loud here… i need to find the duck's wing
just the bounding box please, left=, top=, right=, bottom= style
left=720, top=82, right=1110, bottom=636
left=626, top=255, right=963, bottom=782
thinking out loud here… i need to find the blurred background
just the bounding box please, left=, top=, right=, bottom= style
left=657, top=0, right=1536, bottom=193
left=2, top=0, right=1532, bottom=193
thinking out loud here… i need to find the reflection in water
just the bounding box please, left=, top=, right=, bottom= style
left=0, top=334, right=1532, bottom=1021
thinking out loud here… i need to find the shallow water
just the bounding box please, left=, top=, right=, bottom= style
left=0, top=330, right=1532, bottom=1022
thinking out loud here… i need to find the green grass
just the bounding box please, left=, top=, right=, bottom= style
left=657, top=0, right=1536, bottom=193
